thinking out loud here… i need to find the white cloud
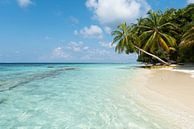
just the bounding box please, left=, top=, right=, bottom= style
left=74, top=25, right=103, bottom=39
left=187, top=0, right=194, bottom=3
left=104, top=26, right=112, bottom=34
left=67, top=41, right=89, bottom=52
left=86, top=0, right=98, bottom=8
left=86, top=0, right=151, bottom=25
left=51, top=47, right=69, bottom=59
left=17, top=0, right=32, bottom=8
left=99, top=41, right=114, bottom=48
left=81, top=48, right=110, bottom=60
left=89, top=49, right=110, bottom=56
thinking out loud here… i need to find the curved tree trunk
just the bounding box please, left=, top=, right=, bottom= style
left=134, top=45, right=170, bottom=65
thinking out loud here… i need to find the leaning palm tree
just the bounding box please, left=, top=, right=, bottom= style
left=112, top=22, right=170, bottom=65
left=137, top=11, right=177, bottom=55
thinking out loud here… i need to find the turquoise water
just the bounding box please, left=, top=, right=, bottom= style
left=0, top=64, right=171, bottom=129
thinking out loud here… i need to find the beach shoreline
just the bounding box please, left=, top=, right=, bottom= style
left=129, top=67, right=194, bottom=129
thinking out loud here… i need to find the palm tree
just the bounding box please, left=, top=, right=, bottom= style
left=178, top=26, right=194, bottom=62
left=112, top=22, right=170, bottom=65
left=180, top=26, right=194, bottom=47
left=137, top=11, right=177, bottom=55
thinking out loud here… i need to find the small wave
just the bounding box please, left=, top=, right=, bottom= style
left=172, top=69, right=194, bottom=78
left=162, top=66, right=194, bottom=78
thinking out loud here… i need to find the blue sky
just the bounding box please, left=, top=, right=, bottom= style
left=0, top=0, right=192, bottom=63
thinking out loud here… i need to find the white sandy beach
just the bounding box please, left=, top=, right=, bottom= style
left=146, top=69, right=194, bottom=112
left=130, top=68, right=194, bottom=129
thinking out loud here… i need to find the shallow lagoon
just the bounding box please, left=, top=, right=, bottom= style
left=0, top=64, right=173, bottom=129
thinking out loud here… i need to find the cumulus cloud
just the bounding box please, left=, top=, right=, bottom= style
left=86, top=0, right=151, bottom=25
left=67, top=41, right=89, bottom=52
left=51, top=47, right=69, bottom=59
left=74, top=25, right=103, bottom=39
left=17, top=0, right=32, bottom=8
left=187, top=0, right=194, bottom=3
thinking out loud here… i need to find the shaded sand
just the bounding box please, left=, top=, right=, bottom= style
left=129, top=69, right=194, bottom=129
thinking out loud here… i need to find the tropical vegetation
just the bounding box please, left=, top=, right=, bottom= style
left=112, top=4, right=194, bottom=65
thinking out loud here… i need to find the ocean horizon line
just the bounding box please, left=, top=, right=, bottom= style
left=0, top=62, right=137, bottom=64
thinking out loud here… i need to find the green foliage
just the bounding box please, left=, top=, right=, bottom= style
left=112, top=3, right=194, bottom=64
left=178, top=44, right=194, bottom=62
left=112, top=23, right=137, bottom=54
left=179, top=26, right=194, bottom=62
left=136, top=10, right=177, bottom=58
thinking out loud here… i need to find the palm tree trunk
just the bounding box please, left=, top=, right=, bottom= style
left=134, top=45, right=170, bottom=65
